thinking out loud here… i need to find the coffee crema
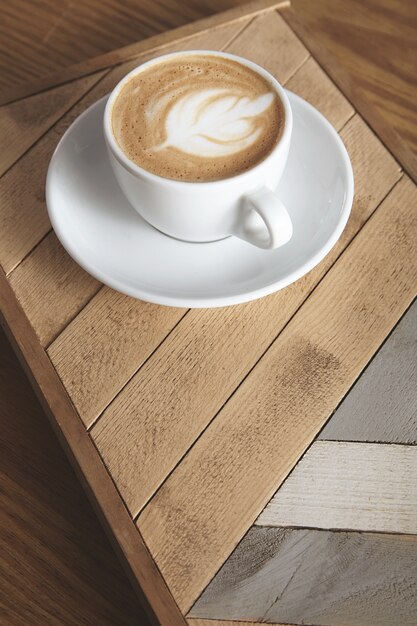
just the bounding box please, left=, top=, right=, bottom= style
left=111, top=54, right=285, bottom=182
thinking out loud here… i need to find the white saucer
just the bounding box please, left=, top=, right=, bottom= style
left=46, top=93, right=353, bottom=308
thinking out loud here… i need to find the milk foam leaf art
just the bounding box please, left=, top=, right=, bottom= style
left=157, top=88, right=275, bottom=157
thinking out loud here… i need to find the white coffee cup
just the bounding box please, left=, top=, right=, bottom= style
left=104, top=50, right=293, bottom=250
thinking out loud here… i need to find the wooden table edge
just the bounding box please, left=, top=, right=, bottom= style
left=0, top=0, right=290, bottom=107
left=0, top=265, right=187, bottom=625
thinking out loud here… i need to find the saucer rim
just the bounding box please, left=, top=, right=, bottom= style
left=46, top=91, right=354, bottom=308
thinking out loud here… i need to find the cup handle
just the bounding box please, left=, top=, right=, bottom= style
left=234, top=187, right=293, bottom=250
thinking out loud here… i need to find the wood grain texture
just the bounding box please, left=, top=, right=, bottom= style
left=0, top=18, right=251, bottom=277
left=256, top=441, right=417, bottom=533
left=226, top=10, right=309, bottom=81
left=0, top=327, right=148, bottom=626
left=48, top=289, right=186, bottom=426
left=0, top=70, right=108, bottom=275
left=0, top=71, right=105, bottom=177
left=282, top=0, right=417, bottom=182
left=285, top=56, right=354, bottom=130
left=0, top=0, right=237, bottom=93
left=320, top=299, right=417, bottom=443
left=9, top=233, right=101, bottom=347
left=91, top=112, right=399, bottom=518
left=138, top=175, right=417, bottom=612
left=190, top=527, right=417, bottom=625
left=0, top=269, right=187, bottom=626
left=0, top=0, right=289, bottom=106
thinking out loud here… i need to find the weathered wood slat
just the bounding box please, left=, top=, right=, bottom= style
left=91, top=113, right=399, bottom=517
left=256, top=441, right=417, bottom=533
left=190, top=527, right=417, bottom=626
left=0, top=74, right=105, bottom=275
left=226, top=10, right=309, bottom=81
left=138, top=176, right=417, bottom=612
left=320, top=299, right=417, bottom=443
left=48, top=290, right=186, bottom=425
left=0, top=19, right=248, bottom=276
left=0, top=72, right=106, bottom=178
left=285, top=56, right=354, bottom=129
left=9, top=233, right=101, bottom=347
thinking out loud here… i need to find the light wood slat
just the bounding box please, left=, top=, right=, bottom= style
left=285, top=56, right=354, bottom=130
left=0, top=20, right=247, bottom=277
left=256, top=441, right=417, bottom=533
left=138, top=176, right=417, bottom=612
left=9, top=233, right=101, bottom=347
left=0, top=70, right=109, bottom=276
left=0, top=75, right=107, bottom=276
left=190, top=527, right=417, bottom=625
left=91, top=112, right=399, bottom=517
left=48, top=290, right=186, bottom=426
left=0, top=0, right=290, bottom=107
left=320, top=299, right=417, bottom=443
left=226, top=10, right=309, bottom=82
left=45, top=14, right=313, bottom=430
left=0, top=72, right=106, bottom=178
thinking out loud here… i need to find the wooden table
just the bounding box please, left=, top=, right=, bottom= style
left=1, top=1, right=416, bottom=624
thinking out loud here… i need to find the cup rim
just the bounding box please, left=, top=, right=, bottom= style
left=103, top=49, right=293, bottom=188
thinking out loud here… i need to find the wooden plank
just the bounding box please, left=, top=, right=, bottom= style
left=48, top=289, right=186, bottom=426
left=0, top=71, right=107, bottom=178
left=320, top=299, right=417, bottom=443
left=281, top=0, right=417, bottom=183
left=91, top=112, right=399, bottom=517
left=0, top=330, right=148, bottom=626
left=0, top=269, right=187, bottom=626
left=0, top=0, right=290, bottom=106
left=285, top=56, right=354, bottom=130
left=138, top=175, right=417, bottom=612
left=226, top=10, right=309, bottom=82
left=256, top=441, right=417, bottom=533
left=9, top=233, right=101, bottom=347
left=190, top=527, right=417, bottom=625
left=0, top=77, right=106, bottom=275
left=0, top=18, right=252, bottom=276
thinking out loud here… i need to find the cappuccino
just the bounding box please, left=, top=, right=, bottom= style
left=111, top=54, right=285, bottom=182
